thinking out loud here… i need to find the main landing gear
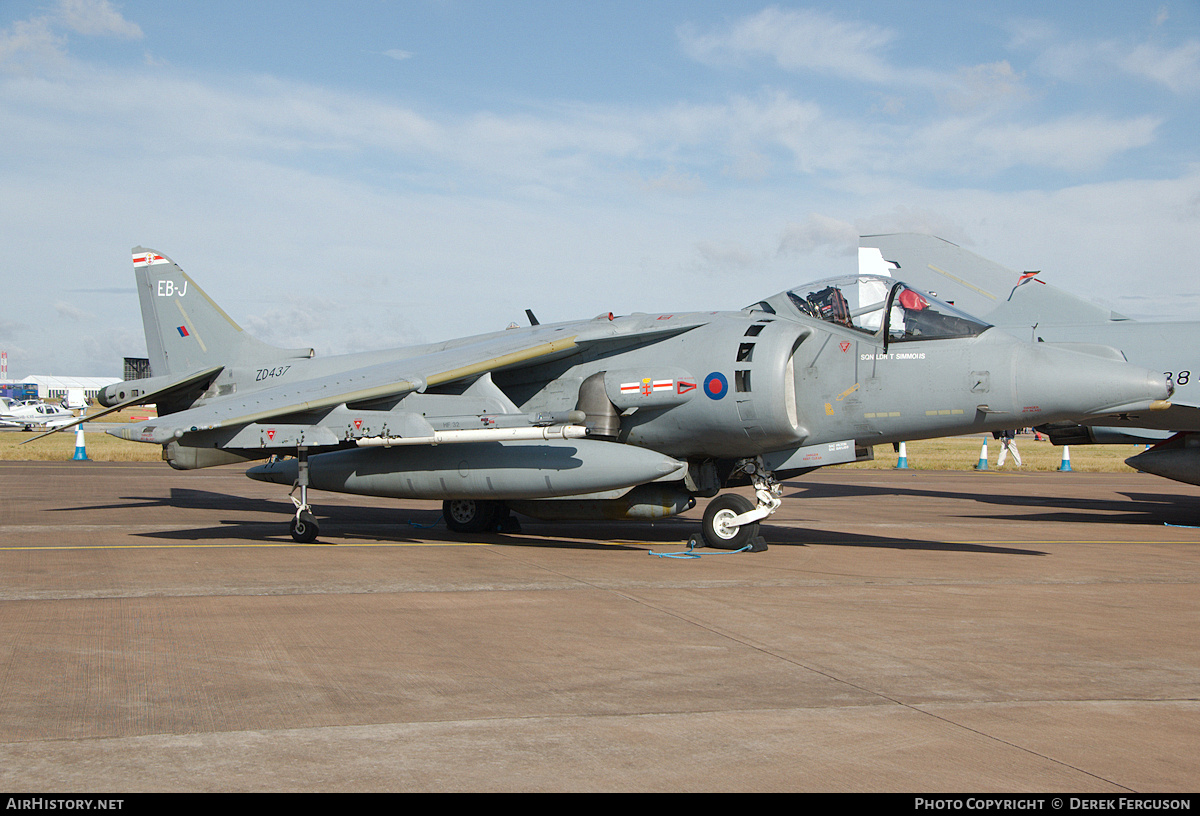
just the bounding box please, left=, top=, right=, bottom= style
left=442, top=499, right=521, bottom=534
left=697, top=457, right=781, bottom=551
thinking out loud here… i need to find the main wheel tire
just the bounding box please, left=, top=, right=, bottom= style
left=290, top=511, right=319, bottom=543
left=701, top=493, right=758, bottom=550
left=443, top=499, right=500, bottom=534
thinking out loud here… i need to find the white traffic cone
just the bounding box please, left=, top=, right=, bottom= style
left=895, top=442, right=908, bottom=469
left=975, top=438, right=988, bottom=470
left=72, top=423, right=88, bottom=461
left=1057, top=445, right=1072, bottom=472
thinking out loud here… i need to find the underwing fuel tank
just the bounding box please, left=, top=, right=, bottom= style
left=246, top=438, right=687, bottom=500
left=1125, top=435, right=1200, bottom=487
left=510, top=484, right=697, bottom=521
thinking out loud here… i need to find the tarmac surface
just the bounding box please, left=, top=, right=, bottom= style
left=1, top=460, right=1198, bottom=792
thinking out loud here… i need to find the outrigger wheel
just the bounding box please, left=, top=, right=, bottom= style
left=290, top=509, right=319, bottom=543
left=289, top=445, right=320, bottom=543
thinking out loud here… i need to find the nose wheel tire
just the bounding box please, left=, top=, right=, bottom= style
left=443, top=499, right=500, bottom=534
left=290, top=510, right=319, bottom=543
left=701, top=493, right=759, bottom=550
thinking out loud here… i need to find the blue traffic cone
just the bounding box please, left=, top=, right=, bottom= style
left=1057, top=445, right=1072, bottom=472
left=895, top=442, right=908, bottom=469
left=72, top=423, right=89, bottom=461
left=975, top=439, right=988, bottom=470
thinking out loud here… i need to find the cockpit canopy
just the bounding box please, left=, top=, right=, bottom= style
left=749, top=274, right=991, bottom=341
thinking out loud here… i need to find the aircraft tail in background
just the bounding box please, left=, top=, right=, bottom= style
left=132, top=247, right=312, bottom=378
left=858, top=233, right=1122, bottom=328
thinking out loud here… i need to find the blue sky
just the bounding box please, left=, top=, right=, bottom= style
left=2, top=0, right=1199, bottom=377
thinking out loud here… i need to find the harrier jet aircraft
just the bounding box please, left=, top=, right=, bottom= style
left=859, top=233, right=1200, bottom=487
left=38, top=247, right=1171, bottom=548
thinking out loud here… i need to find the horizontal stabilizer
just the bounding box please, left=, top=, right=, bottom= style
left=22, top=365, right=223, bottom=445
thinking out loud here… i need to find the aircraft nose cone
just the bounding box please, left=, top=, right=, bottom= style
left=1013, top=344, right=1171, bottom=421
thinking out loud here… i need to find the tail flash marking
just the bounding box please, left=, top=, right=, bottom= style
left=174, top=300, right=208, bottom=353
left=133, top=251, right=168, bottom=266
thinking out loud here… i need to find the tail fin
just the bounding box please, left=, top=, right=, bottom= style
left=133, top=248, right=312, bottom=377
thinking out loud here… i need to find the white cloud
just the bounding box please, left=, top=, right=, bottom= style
left=910, top=113, right=1161, bottom=175
left=678, top=4, right=1031, bottom=105
left=941, top=61, right=1027, bottom=111
left=54, top=301, right=93, bottom=321
left=678, top=6, right=902, bottom=85
left=0, top=0, right=140, bottom=75
left=778, top=214, right=858, bottom=257
left=0, top=17, right=67, bottom=73
left=640, top=167, right=705, bottom=195
left=1120, top=40, right=1200, bottom=93
left=1019, top=18, right=1200, bottom=94
left=693, top=239, right=759, bottom=273
left=54, top=0, right=142, bottom=39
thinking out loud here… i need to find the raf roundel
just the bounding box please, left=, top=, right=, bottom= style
left=703, top=372, right=728, bottom=400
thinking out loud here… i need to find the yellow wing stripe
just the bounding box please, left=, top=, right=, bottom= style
left=208, top=336, right=580, bottom=431
left=928, top=263, right=997, bottom=301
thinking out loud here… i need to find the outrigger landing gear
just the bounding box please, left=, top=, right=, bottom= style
left=698, top=456, right=780, bottom=551
left=289, top=446, right=319, bottom=543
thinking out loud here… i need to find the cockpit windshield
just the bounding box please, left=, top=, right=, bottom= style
left=761, top=275, right=990, bottom=341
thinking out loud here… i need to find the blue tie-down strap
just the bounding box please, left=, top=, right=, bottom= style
left=649, top=535, right=762, bottom=558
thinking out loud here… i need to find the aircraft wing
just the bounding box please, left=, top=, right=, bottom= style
left=110, top=309, right=712, bottom=449
left=860, top=233, right=1121, bottom=326
left=21, top=365, right=225, bottom=444
left=111, top=329, right=589, bottom=445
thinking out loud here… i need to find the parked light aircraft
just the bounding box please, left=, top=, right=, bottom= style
left=36, top=247, right=1172, bottom=547
left=859, top=233, right=1200, bottom=487
left=0, top=397, right=76, bottom=431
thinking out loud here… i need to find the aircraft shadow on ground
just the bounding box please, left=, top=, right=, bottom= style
left=760, top=525, right=1047, bottom=555
left=785, top=480, right=1200, bottom=528
left=53, top=480, right=1195, bottom=553
left=51, top=488, right=289, bottom=515
left=71, top=487, right=1046, bottom=555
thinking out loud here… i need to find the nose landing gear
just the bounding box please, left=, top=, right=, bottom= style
left=698, top=457, right=780, bottom=551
